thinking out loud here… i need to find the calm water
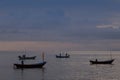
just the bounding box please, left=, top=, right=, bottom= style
left=0, top=51, right=120, bottom=80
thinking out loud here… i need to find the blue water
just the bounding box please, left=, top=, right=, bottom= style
left=0, top=51, right=120, bottom=80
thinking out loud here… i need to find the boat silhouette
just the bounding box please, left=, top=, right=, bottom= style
left=90, top=59, right=114, bottom=64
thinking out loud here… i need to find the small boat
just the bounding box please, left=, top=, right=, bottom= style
left=14, top=52, right=46, bottom=69
left=56, top=53, right=70, bottom=58
left=14, top=61, right=46, bottom=69
left=90, top=50, right=115, bottom=64
left=18, top=55, right=36, bottom=60
left=56, top=55, right=70, bottom=58
left=90, top=59, right=114, bottom=64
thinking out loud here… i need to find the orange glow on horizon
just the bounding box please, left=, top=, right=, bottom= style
left=0, top=41, right=79, bottom=52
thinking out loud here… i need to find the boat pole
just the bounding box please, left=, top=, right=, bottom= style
left=42, top=52, right=45, bottom=62
left=110, top=48, right=112, bottom=59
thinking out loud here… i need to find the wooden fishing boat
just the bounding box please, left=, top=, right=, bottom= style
left=14, top=61, right=46, bottom=69
left=56, top=55, right=70, bottom=58
left=14, top=52, right=46, bottom=69
left=18, top=55, right=36, bottom=60
left=90, top=50, right=115, bottom=64
left=90, top=59, right=114, bottom=64
left=56, top=53, right=70, bottom=58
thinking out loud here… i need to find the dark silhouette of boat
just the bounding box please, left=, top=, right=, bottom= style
left=56, top=55, right=70, bottom=58
left=14, top=52, right=46, bottom=69
left=90, top=59, right=114, bottom=64
left=18, top=55, right=36, bottom=60
left=90, top=50, right=115, bottom=64
left=56, top=53, right=70, bottom=58
left=14, top=61, right=46, bottom=69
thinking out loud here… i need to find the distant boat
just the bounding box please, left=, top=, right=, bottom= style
left=89, top=59, right=114, bottom=64
left=56, top=52, right=70, bottom=58
left=90, top=50, right=115, bottom=64
left=14, top=61, right=46, bottom=69
left=18, top=55, right=36, bottom=60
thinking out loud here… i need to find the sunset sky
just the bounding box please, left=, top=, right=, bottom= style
left=0, top=0, right=120, bottom=52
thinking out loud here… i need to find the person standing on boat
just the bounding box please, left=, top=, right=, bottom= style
left=95, top=59, right=98, bottom=62
left=23, top=54, right=26, bottom=58
left=60, top=53, right=61, bottom=56
left=21, top=60, right=24, bottom=65
left=65, top=52, right=68, bottom=56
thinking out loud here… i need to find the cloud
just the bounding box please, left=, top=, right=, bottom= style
left=0, top=29, right=24, bottom=34
left=96, top=24, right=120, bottom=29
left=96, top=13, right=120, bottom=30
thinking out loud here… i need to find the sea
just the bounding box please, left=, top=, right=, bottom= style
left=0, top=51, right=120, bottom=80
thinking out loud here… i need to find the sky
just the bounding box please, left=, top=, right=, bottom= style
left=0, top=0, right=120, bottom=52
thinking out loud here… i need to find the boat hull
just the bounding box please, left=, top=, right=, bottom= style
left=90, top=59, right=114, bottom=64
left=56, top=55, right=70, bottom=58
left=18, top=56, right=36, bottom=60
left=14, top=61, right=46, bottom=69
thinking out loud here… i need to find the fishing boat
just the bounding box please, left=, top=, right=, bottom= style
left=56, top=53, right=70, bottom=58
left=14, top=61, right=46, bottom=69
left=89, top=59, right=114, bottom=64
left=18, top=55, right=36, bottom=60
left=56, top=55, right=70, bottom=58
left=90, top=50, right=115, bottom=64
left=14, top=52, right=46, bottom=69
left=18, top=49, right=36, bottom=60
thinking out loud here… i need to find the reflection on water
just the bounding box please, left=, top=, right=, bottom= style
left=13, top=68, right=46, bottom=80
left=0, top=51, right=120, bottom=80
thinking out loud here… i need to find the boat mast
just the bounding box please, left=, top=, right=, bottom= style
left=42, top=52, right=45, bottom=62
left=110, top=48, right=112, bottom=59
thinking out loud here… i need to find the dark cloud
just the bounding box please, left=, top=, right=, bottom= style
left=0, top=0, right=120, bottom=43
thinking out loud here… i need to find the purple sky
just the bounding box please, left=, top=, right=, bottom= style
left=0, top=0, right=120, bottom=52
